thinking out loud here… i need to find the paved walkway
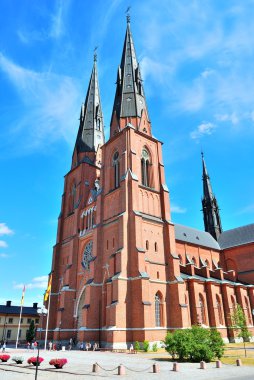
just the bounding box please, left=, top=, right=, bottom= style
left=0, top=348, right=253, bottom=379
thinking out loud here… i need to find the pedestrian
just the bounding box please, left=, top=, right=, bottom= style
left=80, top=342, right=84, bottom=350
left=34, top=341, right=38, bottom=351
left=93, top=342, right=97, bottom=351
left=27, top=342, right=30, bottom=351
left=2, top=342, right=6, bottom=352
left=48, top=341, right=53, bottom=351
left=129, top=344, right=134, bottom=353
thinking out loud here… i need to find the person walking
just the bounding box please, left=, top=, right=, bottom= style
left=48, top=341, right=53, bottom=351
left=2, top=342, right=6, bottom=352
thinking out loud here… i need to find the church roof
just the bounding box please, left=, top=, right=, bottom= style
left=110, top=18, right=149, bottom=123
left=75, top=55, right=104, bottom=153
left=174, top=223, right=220, bottom=250
left=218, top=223, right=254, bottom=249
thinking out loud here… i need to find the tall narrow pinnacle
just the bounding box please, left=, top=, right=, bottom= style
left=110, top=18, right=150, bottom=136
left=201, top=153, right=222, bottom=241
left=75, top=56, right=104, bottom=154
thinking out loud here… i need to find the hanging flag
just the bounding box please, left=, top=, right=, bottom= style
left=20, top=285, right=26, bottom=306
left=44, top=274, right=52, bottom=301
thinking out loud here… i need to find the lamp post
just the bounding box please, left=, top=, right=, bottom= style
left=37, top=306, right=48, bottom=344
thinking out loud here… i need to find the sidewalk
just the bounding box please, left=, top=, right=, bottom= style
left=0, top=348, right=253, bottom=379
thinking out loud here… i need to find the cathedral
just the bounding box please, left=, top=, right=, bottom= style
left=45, top=17, right=254, bottom=348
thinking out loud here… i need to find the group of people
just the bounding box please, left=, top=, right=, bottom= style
left=27, top=341, right=38, bottom=351
left=79, top=341, right=99, bottom=351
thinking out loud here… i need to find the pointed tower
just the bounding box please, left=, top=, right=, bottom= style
left=72, top=51, right=104, bottom=166
left=110, top=14, right=151, bottom=137
left=201, top=152, right=222, bottom=240
left=46, top=56, right=104, bottom=341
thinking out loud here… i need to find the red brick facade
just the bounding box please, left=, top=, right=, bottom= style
left=45, top=21, right=254, bottom=348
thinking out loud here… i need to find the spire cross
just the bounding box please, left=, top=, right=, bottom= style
left=126, top=6, right=131, bottom=23
left=94, top=46, right=98, bottom=62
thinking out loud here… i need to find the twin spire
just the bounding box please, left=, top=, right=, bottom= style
left=75, top=16, right=150, bottom=155
left=74, top=50, right=104, bottom=154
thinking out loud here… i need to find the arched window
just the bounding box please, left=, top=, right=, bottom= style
left=178, top=254, right=183, bottom=265
left=244, top=296, right=252, bottom=325
left=155, top=293, right=162, bottom=327
left=146, top=240, right=149, bottom=250
left=113, top=238, right=115, bottom=248
left=231, top=295, right=236, bottom=311
left=97, top=118, right=101, bottom=131
left=155, top=242, right=158, bottom=252
left=199, top=294, right=207, bottom=325
left=216, top=295, right=224, bottom=325
left=192, top=257, right=197, bottom=267
left=113, top=151, right=120, bottom=189
left=141, top=148, right=150, bottom=187
left=205, top=259, right=210, bottom=268
left=157, top=271, right=159, bottom=279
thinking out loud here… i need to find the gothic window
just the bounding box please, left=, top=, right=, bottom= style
left=231, top=295, right=236, bottom=311
left=82, top=241, right=93, bottom=271
left=155, top=293, right=162, bottom=327
left=244, top=296, right=252, bottom=325
left=192, top=257, right=197, bottom=267
left=112, top=151, right=120, bottom=189
left=68, top=182, right=76, bottom=213
left=178, top=254, right=183, bottom=265
left=97, top=118, right=101, bottom=131
left=155, top=242, right=158, bottom=252
left=216, top=295, right=224, bottom=325
left=199, top=294, right=207, bottom=325
left=146, top=240, right=149, bottom=250
left=141, top=148, right=150, bottom=187
left=205, top=259, right=210, bottom=268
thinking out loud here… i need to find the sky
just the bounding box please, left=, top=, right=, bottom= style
left=0, top=0, right=253, bottom=307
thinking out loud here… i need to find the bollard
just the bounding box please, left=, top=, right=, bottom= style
left=236, top=358, right=242, bottom=366
left=118, top=364, right=126, bottom=375
left=216, top=360, right=222, bottom=368
left=92, top=363, right=99, bottom=373
left=153, top=363, right=160, bottom=373
left=200, top=361, right=206, bottom=369
left=172, top=362, right=179, bottom=372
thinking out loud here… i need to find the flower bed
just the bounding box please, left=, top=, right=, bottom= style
left=27, top=356, right=44, bottom=366
left=49, top=358, right=67, bottom=369
left=0, top=354, right=10, bottom=362
left=12, top=356, right=24, bottom=364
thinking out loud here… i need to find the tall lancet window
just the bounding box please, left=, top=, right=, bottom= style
left=141, top=148, right=150, bottom=187
left=155, top=293, right=162, bottom=327
left=113, top=151, right=120, bottom=189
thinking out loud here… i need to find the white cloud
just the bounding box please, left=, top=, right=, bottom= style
left=0, top=223, right=14, bottom=236
left=0, top=253, right=9, bottom=258
left=190, top=122, right=216, bottom=140
left=0, top=53, right=80, bottom=153
left=171, top=204, right=187, bottom=214
left=14, top=275, right=48, bottom=290
left=50, top=0, right=64, bottom=39
left=215, top=112, right=239, bottom=125
left=0, top=241, right=8, bottom=248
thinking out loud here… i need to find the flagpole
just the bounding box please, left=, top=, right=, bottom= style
left=16, top=285, right=25, bottom=349
left=44, top=288, right=51, bottom=350
left=15, top=304, right=23, bottom=349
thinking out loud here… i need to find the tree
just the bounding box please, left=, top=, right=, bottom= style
left=26, top=320, right=36, bottom=343
left=230, top=303, right=252, bottom=357
left=163, top=326, right=225, bottom=362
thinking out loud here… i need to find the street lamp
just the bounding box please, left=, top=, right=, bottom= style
left=37, top=306, right=48, bottom=344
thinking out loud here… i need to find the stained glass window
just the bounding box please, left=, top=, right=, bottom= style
left=82, top=241, right=93, bottom=271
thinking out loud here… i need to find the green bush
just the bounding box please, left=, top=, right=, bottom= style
left=143, top=340, right=150, bottom=352
left=152, top=343, right=158, bottom=352
left=134, top=341, right=140, bottom=351
left=163, top=326, right=225, bottom=362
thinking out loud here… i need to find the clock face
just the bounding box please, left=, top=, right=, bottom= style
left=82, top=241, right=93, bottom=271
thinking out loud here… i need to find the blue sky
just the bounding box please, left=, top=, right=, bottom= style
left=0, top=0, right=253, bottom=307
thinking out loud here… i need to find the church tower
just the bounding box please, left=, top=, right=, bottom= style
left=47, top=54, right=104, bottom=340
left=201, top=152, right=222, bottom=241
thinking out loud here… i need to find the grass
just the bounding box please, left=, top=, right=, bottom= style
left=222, top=357, right=254, bottom=366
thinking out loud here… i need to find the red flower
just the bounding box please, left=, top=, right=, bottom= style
left=27, top=356, right=44, bottom=364
left=0, top=354, right=10, bottom=362
left=49, top=358, right=68, bottom=367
